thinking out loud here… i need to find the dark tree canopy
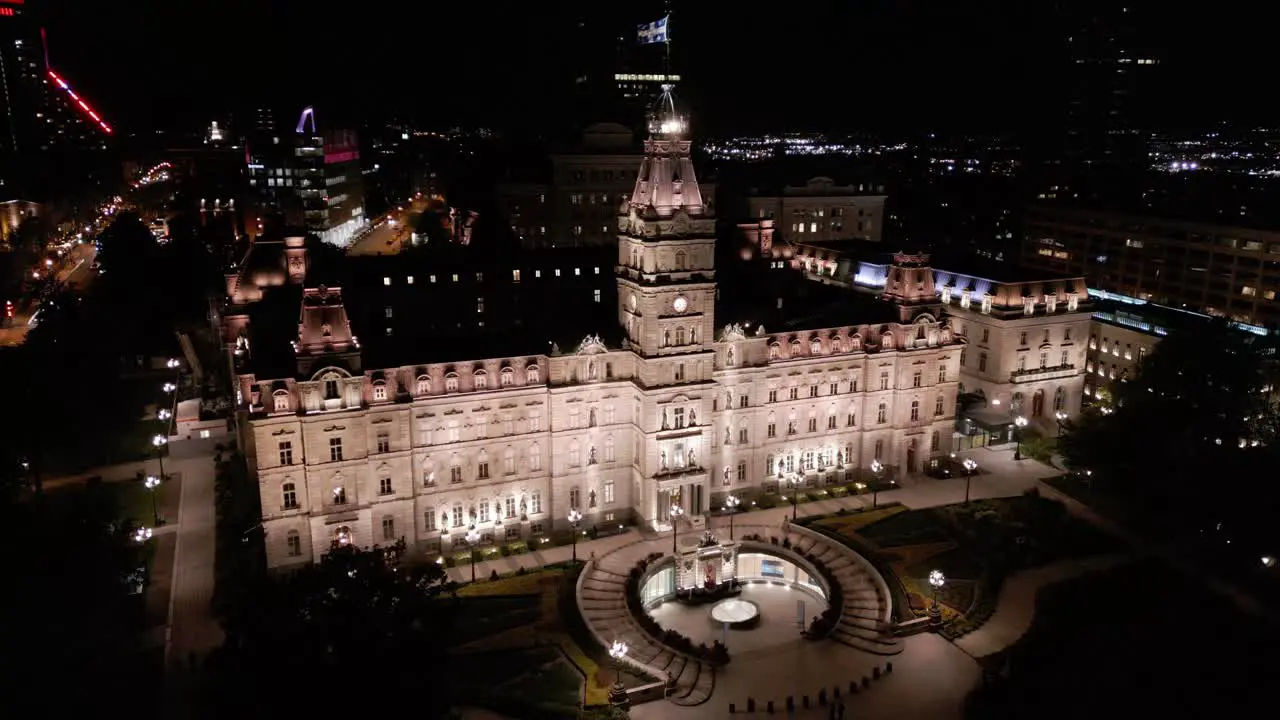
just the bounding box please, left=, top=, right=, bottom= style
left=211, top=542, right=458, bottom=717
left=1061, top=321, right=1280, bottom=516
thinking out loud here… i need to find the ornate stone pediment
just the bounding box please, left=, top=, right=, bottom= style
left=721, top=323, right=747, bottom=342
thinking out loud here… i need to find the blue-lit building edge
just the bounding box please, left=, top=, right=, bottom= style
left=851, top=259, right=1271, bottom=338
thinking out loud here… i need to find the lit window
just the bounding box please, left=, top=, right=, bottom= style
left=593, top=289, right=601, bottom=303
left=383, top=276, right=391, bottom=286
left=407, top=275, right=414, bottom=284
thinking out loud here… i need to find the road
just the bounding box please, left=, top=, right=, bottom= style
left=0, top=243, right=96, bottom=347
left=347, top=196, right=430, bottom=255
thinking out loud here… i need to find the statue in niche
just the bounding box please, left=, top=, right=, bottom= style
left=589, top=490, right=597, bottom=508
left=723, top=466, right=730, bottom=482
left=724, top=427, right=731, bottom=445
left=687, top=447, right=696, bottom=467
left=440, top=512, right=449, bottom=529
left=660, top=450, right=668, bottom=470
left=689, top=409, right=697, bottom=425
left=661, top=408, right=669, bottom=430
left=664, top=329, right=671, bottom=346
left=589, top=446, right=597, bottom=464
left=726, top=347, right=735, bottom=365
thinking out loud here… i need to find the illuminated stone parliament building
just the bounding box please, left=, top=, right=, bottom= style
left=229, top=102, right=1088, bottom=569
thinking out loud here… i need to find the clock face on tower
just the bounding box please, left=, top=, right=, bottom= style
left=673, top=295, right=688, bottom=313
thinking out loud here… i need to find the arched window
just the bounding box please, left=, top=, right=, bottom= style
left=500, top=367, right=514, bottom=387
left=810, top=339, right=822, bottom=355
left=832, top=338, right=844, bottom=353
left=286, top=530, right=301, bottom=557
left=769, top=343, right=781, bottom=360
left=910, top=400, right=920, bottom=422
left=526, top=365, right=540, bottom=384
left=320, top=372, right=342, bottom=400
left=445, top=372, right=459, bottom=393
left=851, top=334, right=862, bottom=350
left=282, top=482, right=297, bottom=509
left=415, top=374, right=430, bottom=395
left=372, top=380, right=387, bottom=402
left=790, top=340, right=802, bottom=356
left=474, top=369, right=488, bottom=390
left=882, top=333, right=894, bottom=349
left=273, top=389, right=290, bottom=411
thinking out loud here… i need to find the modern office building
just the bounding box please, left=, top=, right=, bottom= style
left=230, top=106, right=963, bottom=569
left=0, top=0, right=113, bottom=200
left=1024, top=203, right=1280, bottom=329
left=246, top=106, right=366, bottom=245
left=746, top=178, right=887, bottom=245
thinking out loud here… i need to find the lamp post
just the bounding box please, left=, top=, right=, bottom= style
left=144, top=474, right=161, bottom=525
left=1054, top=410, right=1067, bottom=438
left=787, top=475, right=800, bottom=521
left=928, top=569, right=946, bottom=628
left=869, top=460, right=884, bottom=508
left=1012, top=415, right=1028, bottom=460
left=151, top=434, right=168, bottom=481
left=568, top=508, right=583, bottom=563
left=724, top=494, right=740, bottom=540
left=961, top=458, right=978, bottom=505
left=608, top=640, right=630, bottom=707
left=669, top=504, right=684, bottom=554
left=465, top=526, right=481, bottom=583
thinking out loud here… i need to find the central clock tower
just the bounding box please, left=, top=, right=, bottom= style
left=616, top=87, right=718, bottom=530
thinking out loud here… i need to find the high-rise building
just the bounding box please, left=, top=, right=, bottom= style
left=0, top=0, right=113, bottom=200
left=246, top=106, right=366, bottom=245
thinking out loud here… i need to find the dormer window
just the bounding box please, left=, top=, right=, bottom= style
left=960, top=290, right=972, bottom=309
left=981, top=295, right=992, bottom=315
left=445, top=373, right=459, bottom=393
left=851, top=335, right=862, bottom=351
left=272, top=390, right=289, bottom=412
left=526, top=365, right=540, bottom=384
left=372, top=381, right=387, bottom=402
left=941, top=286, right=952, bottom=304
left=500, top=367, right=514, bottom=387
left=1067, top=293, right=1079, bottom=312
left=790, top=341, right=802, bottom=356
left=1023, top=296, right=1035, bottom=316
left=1046, top=294, right=1058, bottom=313
left=810, top=339, right=822, bottom=355
left=416, top=375, right=430, bottom=395
left=769, top=343, right=781, bottom=360
left=474, top=370, right=488, bottom=390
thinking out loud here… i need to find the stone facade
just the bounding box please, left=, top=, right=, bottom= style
left=238, top=117, right=961, bottom=570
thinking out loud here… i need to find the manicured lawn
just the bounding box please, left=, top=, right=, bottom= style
left=449, top=566, right=615, bottom=708
left=857, top=508, right=952, bottom=546
left=811, top=505, right=907, bottom=536
left=966, top=559, right=1280, bottom=718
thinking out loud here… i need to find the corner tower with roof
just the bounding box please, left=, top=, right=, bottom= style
left=617, top=87, right=718, bottom=528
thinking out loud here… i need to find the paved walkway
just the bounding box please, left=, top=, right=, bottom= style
left=954, top=552, right=1140, bottom=657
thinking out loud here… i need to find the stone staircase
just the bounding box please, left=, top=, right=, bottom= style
left=577, top=551, right=716, bottom=707
left=733, top=523, right=903, bottom=657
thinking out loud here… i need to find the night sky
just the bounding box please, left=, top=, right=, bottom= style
left=40, top=0, right=1275, bottom=137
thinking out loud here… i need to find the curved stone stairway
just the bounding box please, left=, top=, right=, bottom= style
left=735, top=522, right=904, bottom=656
left=578, top=544, right=717, bottom=707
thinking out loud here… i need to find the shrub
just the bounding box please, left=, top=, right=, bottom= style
left=489, top=569, right=500, bottom=581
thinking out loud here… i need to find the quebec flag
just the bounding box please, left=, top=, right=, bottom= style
left=637, top=15, right=669, bottom=45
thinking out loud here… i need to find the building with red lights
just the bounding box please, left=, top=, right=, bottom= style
left=0, top=0, right=114, bottom=201
left=246, top=106, right=366, bottom=245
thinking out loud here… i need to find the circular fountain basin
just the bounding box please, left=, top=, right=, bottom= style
left=710, top=598, right=760, bottom=628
